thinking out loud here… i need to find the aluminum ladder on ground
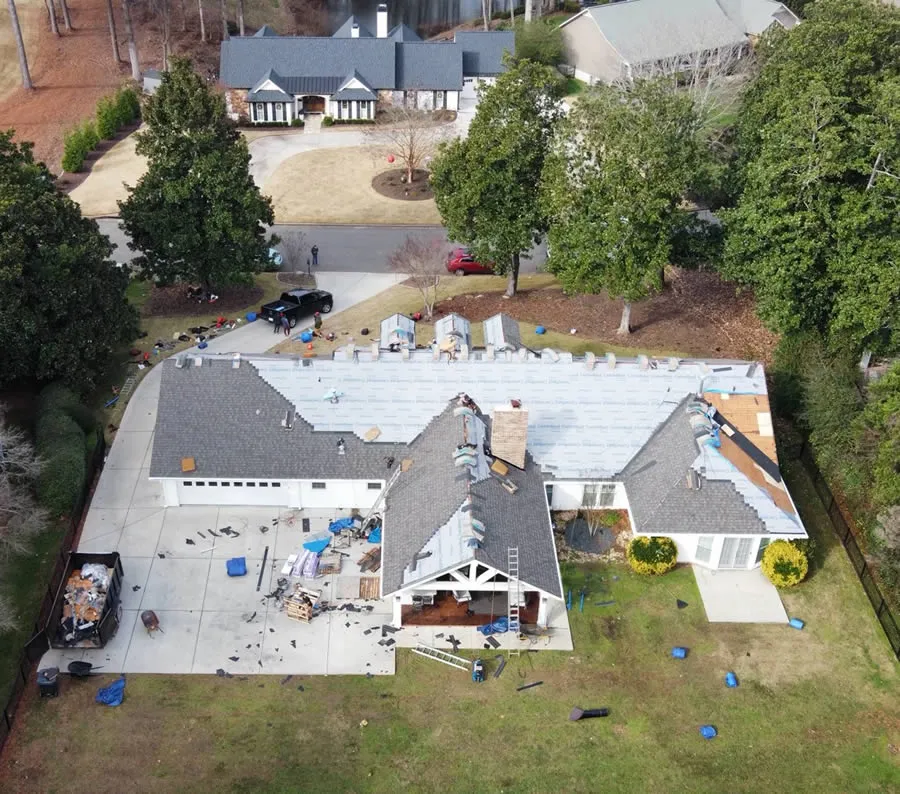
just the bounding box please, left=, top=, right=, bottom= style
left=508, top=547, right=521, bottom=658
left=119, top=374, right=138, bottom=401
left=412, top=643, right=470, bottom=671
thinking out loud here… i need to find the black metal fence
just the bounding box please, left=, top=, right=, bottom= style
left=796, top=441, right=900, bottom=661
left=0, top=432, right=106, bottom=755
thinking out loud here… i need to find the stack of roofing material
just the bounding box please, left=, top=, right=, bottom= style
left=482, top=313, right=520, bottom=352
left=434, top=313, right=471, bottom=351
left=379, top=313, right=416, bottom=351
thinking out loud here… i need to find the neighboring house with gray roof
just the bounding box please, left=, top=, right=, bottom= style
left=149, top=313, right=805, bottom=627
left=559, top=0, right=799, bottom=84
left=220, top=3, right=514, bottom=123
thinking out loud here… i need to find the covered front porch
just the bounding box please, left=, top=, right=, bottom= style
left=400, top=591, right=541, bottom=627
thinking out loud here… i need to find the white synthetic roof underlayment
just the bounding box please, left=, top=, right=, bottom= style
left=251, top=352, right=768, bottom=481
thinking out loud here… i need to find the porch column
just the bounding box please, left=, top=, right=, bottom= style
left=391, top=596, right=402, bottom=628
left=537, top=594, right=549, bottom=628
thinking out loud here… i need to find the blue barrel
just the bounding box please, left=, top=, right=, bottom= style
left=535, top=325, right=546, bottom=335
left=246, top=312, right=257, bottom=322
left=671, top=646, right=687, bottom=659
left=725, top=672, right=738, bottom=688
left=300, top=330, right=313, bottom=343
left=789, top=617, right=805, bottom=630
left=699, top=725, right=717, bottom=740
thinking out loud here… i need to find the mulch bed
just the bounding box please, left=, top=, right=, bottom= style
left=142, top=284, right=265, bottom=317
left=371, top=169, right=433, bottom=201
left=435, top=268, right=779, bottom=362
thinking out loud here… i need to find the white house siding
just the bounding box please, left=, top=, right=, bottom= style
left=560, top=12, right=627, bottom=84
left=652, top=532, right=804, bottom=570
left=446, top=90, right=459, bottom=111
left=160, top=477, right=384, bottom=509
left=547, top=481, right=629, bottom=511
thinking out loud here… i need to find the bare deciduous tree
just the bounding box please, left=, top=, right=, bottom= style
left=481, top=0, right=492, bottom=31
left=388, top=237, right=446, bottom=321
left=122, top=0, right=141, bottom=81
left=618, top=36, right=755, bottom=147
left=237, top=0, right=243, bottom=35
left=7, top=0, right=33, bottom=89
left=198, top=0, right=206, bottom=41
left=45, top=0, right=60, bottom=36
left=220, top=0, right=228, bottom=41
left=105, top=0, right=120, bottom=63
left=276, top=230, right=309, bottom=274
left=152, top=0, right=172, bottom=66
left=365, top=103, right=449, bottom=184
left=179, top=0, right=186, bottom=32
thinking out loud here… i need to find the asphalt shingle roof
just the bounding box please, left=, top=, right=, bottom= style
left=454, top=30, right=515, bottom=75
left=332, top=88, right=378, bottom=101
left=332, top=15, right=373, bottom=38
left=248, top=90, right=292, bottom=102
left=220, top=37, right=397, bottom=89
left=580, top=0, right=747, bottom=65
left=388, top=23, right=421, bottom=42
left=396, top=42, right=462, bottom=90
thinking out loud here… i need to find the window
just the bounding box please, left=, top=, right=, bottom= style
left=756, top=538, right=770, bottom=564
left=434, top=90, right=445, bottom=109
left=582, top=483, right=616, bottom=508
left=195, top=481, right=205, bottom=486
left=272, top=482, right=282, bottom=488
left=359, top=102, right=369, bottom=120
left=340, top=100, right=349, bottom=119
left=208, top=481, right=218, bottom=487
left=367, top=482, right=381, bottom=490
left=247, top=482, right=256, bottom=488
left=183, top=481, right=194, bottom=487
left=260, top=482, right=269, bottom=488
left=545, top=484, right=553, bottom=507
left=221, top=482, right=230, bottom=487
left=312, top=482, right=326, bottom=490
left=696, top=536, right=714, bottom=564
left=234, top=482, right=243, bottom=487
left=275, top=102, right=283, bottom=122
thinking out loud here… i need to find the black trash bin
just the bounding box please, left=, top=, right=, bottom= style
left=37, top=667, right=60, bottom=698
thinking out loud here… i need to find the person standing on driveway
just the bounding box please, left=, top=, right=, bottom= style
left=311, top=245, right=319, bottom=266
left=313, top=311, right=323, bottom=336
left=274, top=312, right=283, bottom=334
left=281, top=314, right=291, bottom=336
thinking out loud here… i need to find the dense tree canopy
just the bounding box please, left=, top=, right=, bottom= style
left=513, top=19, right=564, bottom=67
left=0, top=133, right=136, bottom=388
left=722, top=0, right=900, bottom=351
left=541, top=80, right=699, bottom=333
left=430, top=59, right=564, bottom=296
left=119, top=58, right=276, bottom=291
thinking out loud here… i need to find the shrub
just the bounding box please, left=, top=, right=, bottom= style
left=96, top=95, right=119, bottom=139
left=38, top=383, right=96, bottom=432
left=290, top=118, right=305, bottom=127
left=627, top=536, right=678, bottom=575
left=514, top=19, right=564, bottom=66
left=37, top=444, right=87, bottom=517
left=322, top=115, right=335, bottom=127
left=562, top=0, right=581, bottom=11
left=762, top=540, right=809, bottom=587
left=116, top=86, right=141, bottom=125
left=62, top=125, right=89, bottom=173
left=80, top=120, right=100, bottom=152
left=331, top=118, right=375, bottom=125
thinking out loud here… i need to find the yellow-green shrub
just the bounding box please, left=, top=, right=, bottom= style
left=626, top=536, right=677, bottom=575
left=762, top=540, right=808, bottom=587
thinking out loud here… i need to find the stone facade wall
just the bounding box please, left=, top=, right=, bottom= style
left=226, top=89, right=249, bottom=122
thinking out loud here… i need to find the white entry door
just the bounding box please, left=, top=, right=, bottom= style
left=719, top=537, right=755, bottom=569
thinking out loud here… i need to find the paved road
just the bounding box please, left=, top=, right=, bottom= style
left=96, top=219, right=546, bottom=274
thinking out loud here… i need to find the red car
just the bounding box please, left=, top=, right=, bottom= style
left=446, top=248, right=494, bottom=276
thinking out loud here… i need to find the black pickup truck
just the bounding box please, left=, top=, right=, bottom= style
left=260, top=290, right=334, bottom=328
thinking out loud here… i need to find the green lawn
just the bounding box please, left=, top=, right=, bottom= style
left=2, top=459, right=897, bottom=793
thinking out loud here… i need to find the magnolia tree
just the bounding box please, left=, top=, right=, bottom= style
left=365, top=104, right=450, bottom=184
left=388, top=236, right=445, bottom=320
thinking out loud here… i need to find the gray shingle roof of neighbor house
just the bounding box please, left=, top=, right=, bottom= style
left=219, top=37, right=398, bottom=89
left=254, top=24, right=279, bottom=37
left=454, top=30, right=515, bottom=75
left=332, top=88, right=378, bottom=101
left=332, top=15, right=374, bottom=38
left=248, top=90, right=293, bottom=102
left=715, top=0, right=800, bottom=35
left=567, top=0, right=748, bottom=65
left=396, top=42, right=463, bottom=90
left=388, top=23, right=421, bottom=42
left=381, top=404, right=563, bottom=598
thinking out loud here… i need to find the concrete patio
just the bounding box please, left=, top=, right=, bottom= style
left=693, top=565, right=789, bottom=623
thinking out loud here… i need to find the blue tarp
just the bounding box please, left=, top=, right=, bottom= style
left=367, top=526, right=381, bottom=544
left=303, top=536, right=331, bottom=554
left=96, top=677, right=126, bottom=707
left=477, top=617, right=510, bottom=636
left=328, top=517, right=357, bottom=534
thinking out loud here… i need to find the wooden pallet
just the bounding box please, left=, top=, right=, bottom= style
left=285, top=585, right=321, bottom=623
left=358, top=547, right=382, bottom=573
left=359, top=576, right=380, bottom=600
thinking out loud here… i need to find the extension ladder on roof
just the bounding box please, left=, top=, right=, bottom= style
left=508, top=547, right=521, bottom=658
left=412, top=644, right=470, bottom=671
left=360, top=465, right=402, bottom=529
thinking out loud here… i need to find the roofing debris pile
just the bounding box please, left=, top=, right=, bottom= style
left=60, top=564, right=112, bottom=644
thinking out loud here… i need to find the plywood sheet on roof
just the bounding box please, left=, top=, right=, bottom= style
left=490, top=406, right=528, bottom=469
left=717, top=433, right=795, bottom=515
left=704, top=392, right=778, bottom=463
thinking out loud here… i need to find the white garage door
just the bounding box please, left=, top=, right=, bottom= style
left=177, top=479, right=290, bottom=507
left=461, top=77, right=478, bottom=100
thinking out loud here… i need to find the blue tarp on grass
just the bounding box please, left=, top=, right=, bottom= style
left=96, top=677, right=126, bottom=707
